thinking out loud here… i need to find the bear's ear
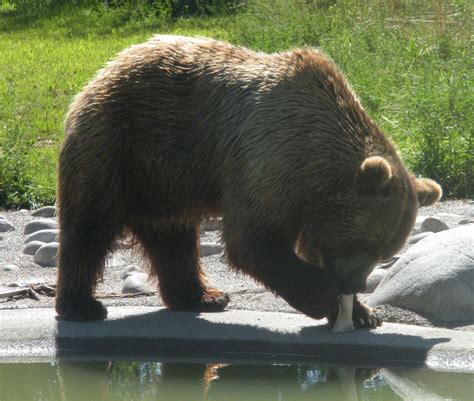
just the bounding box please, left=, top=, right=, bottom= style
left=356, top=156, right=393, bottom=195
left=413, top=178, right=442, bottom=207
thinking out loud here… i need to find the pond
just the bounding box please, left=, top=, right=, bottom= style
left=0, top=361, right=472, bottom=401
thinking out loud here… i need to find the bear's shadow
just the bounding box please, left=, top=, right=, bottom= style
left=55, top=308, right=449, bottom=368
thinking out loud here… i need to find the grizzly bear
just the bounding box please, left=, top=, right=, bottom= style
left=56, top=35, right=442, bottom=325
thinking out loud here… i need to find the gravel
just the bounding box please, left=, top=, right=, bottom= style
left=1, top=200, right=473, bottom=331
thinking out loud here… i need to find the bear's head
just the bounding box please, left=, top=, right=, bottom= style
left=299, top=156, right=442, bottom=295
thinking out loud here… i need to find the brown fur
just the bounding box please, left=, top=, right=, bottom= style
left=56, top=35, right=441, bottom=322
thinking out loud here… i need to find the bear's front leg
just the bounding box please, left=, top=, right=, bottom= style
left=353, top=297, right=382, bottom=329
left=225, top=228, right=340, bottom=319
left=327, top=295, right=382, bottom=329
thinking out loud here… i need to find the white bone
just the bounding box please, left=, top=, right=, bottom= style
left=332, top=294, right=355, bottom=333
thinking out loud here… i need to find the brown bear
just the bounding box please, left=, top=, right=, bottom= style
left=55, top=35, right=441, bottom=324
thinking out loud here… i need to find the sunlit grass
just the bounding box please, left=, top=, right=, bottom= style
left=0, top=0, right=472, bottom=207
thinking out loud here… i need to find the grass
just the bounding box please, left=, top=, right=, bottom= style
left=0, top=0, right=472, bottom=208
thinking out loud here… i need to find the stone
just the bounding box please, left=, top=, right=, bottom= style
left=459, top=219, right=474, bottom=225
left=2, top=264, right=19, bottom=272
left=202, top=218, right=222, bottom=231
left=122, top=272, right=151, bottom=294
left=200, top=242, right=224, bottom=257
left=368, top=225, right=474, bottom=322
left=31, top=206, right=56, bottom=218
left=106, top=254, right=129, bottom=268
left=365, top=268, right=387, bottom=293
left=24, top=229, right=59, bottom=244
left=33, top=242, right=59, bottom=267
left=420, top=217, right=448, bottom=233
left=119, top=265, right=144, bottom=280
left=23, top=241, right=45, bottom=256
left=376, top=255, right=400, bottom=269
left=408, top=231, right=433, bottom=245
left=24, top=219, right=57, bottom=234
left=0, top=219, right=15, bottom=232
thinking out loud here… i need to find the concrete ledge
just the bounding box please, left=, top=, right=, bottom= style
left=1, top=307, right=472, bottom=372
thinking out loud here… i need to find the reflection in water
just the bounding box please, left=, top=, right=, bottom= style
left=0, top=361, right=471, bottom=401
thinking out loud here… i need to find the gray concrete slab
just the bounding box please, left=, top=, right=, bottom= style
left=1, top=307, right=472, bottom=372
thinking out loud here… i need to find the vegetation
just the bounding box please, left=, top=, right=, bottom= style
left=0, top=0, right=472, bottom=208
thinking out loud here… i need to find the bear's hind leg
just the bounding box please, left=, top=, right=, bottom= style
left=133, top=223, right=229, bottom=312
left=56, top=215, right=119, bottom=321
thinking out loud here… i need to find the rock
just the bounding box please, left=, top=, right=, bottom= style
left=200, top=242, right=224, bottom=257
left=0, top=219, right=15, bottom=232
left=122, top=272, right=151, bottom=294
left=459, top=219, right=474, bottom=225
left=33, top=242, right=59, bottom=267
left=202, top=218, right=222, bottom=231
left=24, top=229, right=59, bottom=244
left=31, top=206, right=56, bottom=218
left=24, top=219, right=57, bottom=234
left=420, top=217, right=448, bottom=233
left=120, top=265, right=144, bottom=280
left=106, top=254, right=129, bottom=268
left=2, top=264, right=19, bottom=272
left=376, top=255, right=400, bottom=269
left=23, top=241, right=45, bottom=255
left=408, top=231, right=433, bottom=245
left=365, top=268, right=387, bottom=293
left=368, top=225, right=474, bottom=322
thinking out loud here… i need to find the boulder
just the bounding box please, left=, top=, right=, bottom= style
left=24, top=219, right=57, bottom=234
left=24, top=229, right=59, bottom=244
left=420, top=217, right=448, bottom=233
left=119, top=265, right=144, bottom=280
left=365, top=268, right=387, bottom=293
left=2, top=264, right=19, bottom=272
left=0, top=219, right=15, bottom=232
left=122, top=272, right=152, bottom=294
left=369, top=225, right=474, bottom=322
left=200, top=242, right=224, bottom=257
left=408, top=231, right=433, bottom=245
left=31, top=206, right=56, bottom=218
left=23, top=241, right=45, bottom=255
left=34, top=242, right=59, bottom=267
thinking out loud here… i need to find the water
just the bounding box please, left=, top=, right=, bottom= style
left=0, top=361, right=472, bottom=401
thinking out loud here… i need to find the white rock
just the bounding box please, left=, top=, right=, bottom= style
left=369, top=225, right=474, bottom=322
left=2, top=264, right=19, bottom=272
left=376, top=255, right=401, bottom=269
left=122, top=272, right=151, bottom=294
left=106, top=254, right=129, bottom=268
left=420, top=217, right=448, bottom=233
left=119, top=265, right=144, bottom=280
left=200, top=242, right=224, bottom=257
left=332, top=294, right=355, bottom=332
left=23, top=241, right=45, bottom=255
left=0, top=219, right=15, bottom=232
left=408, top=231, right=434, bottom=245
left=33, top=242, right=59, bottom=267
left=202, top=218, right=222, bottom=231
left=24, top=219, right=57, bottom=234
left=31, top=206, right=56, bottom=218
left=366, top=268, right=388, bottom=293
left=24, top=229, right=59, bottom=244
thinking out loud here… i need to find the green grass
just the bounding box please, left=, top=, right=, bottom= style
left=0, top=0, right=472, bottom=208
